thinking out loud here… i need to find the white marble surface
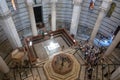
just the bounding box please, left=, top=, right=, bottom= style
left=0, top=56, right=9, bottom=73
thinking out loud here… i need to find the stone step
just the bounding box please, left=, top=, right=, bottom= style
left=38, top=67, right=47, bottom=80
left=4, top=47, right=120, bottom=80
left=74, top=53, right=85, bottom=65
left=31, top=68, right=41, bottom=80
left=104, top=57, right=113, bottom=64
left=79, top=66, right=86, bottom=80
left=97, top=65, right=102, bottom=80
left=77, top=50, right=86, bottom=63
left=111, top=53, right=120, bottom=62
left=108, top=55, right=120, bottom=64
left=91, top=66, right=97, bottom=80
left=103, top=65, right=109, bottom=80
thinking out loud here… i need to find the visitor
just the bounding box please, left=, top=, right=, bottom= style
left=87, top=66, right=93, bottom=80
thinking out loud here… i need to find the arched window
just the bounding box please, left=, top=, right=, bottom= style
left=106, top=2, right=116, bottom=18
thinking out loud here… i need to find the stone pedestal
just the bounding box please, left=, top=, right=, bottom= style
left=44, top=53, right=80, bottom=80
left=52, top=53, right=73, bottom=75
left=89, top=0, right=112, bottom=43
left=27, top=0, right=38, bottom=36
left=110, top=67, right=120, bottom=80
left=0, top=0, right=22, bottom=48
left=70, top=0, right=82, bottom=36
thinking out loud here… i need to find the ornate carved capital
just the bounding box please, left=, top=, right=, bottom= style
left=100, top=0, right=112, bottom=11
left=73, top=0, right=83, bottom=6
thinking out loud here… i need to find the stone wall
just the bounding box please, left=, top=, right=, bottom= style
left=42, top=1, right=51, bottom=30
left=56, top=0, right=73, bottom=30
left=6, top=0, right=31, bottom=41
left=78, top=0, right=120, bottom=38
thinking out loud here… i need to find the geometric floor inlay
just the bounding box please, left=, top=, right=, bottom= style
left=44, top=53, right=80, bottom=80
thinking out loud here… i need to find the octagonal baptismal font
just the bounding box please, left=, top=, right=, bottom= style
left=52, top=53, right=73, bottom=75
left=44, top=53, right=80, bottom=80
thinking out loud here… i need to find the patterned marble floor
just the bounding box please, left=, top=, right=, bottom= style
left=1, top=41, right=120, bottom=80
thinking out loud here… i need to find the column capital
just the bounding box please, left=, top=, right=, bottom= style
left=100, top=0, right=112, bottom=11
left=73, top=0, right=83, bottom=5
left=26, top=0, right=34, bottom=5
left=50, top=0, right=58, bottom=3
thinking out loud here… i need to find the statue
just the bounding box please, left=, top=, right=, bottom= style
left=106, top=2, right=116, bottom=18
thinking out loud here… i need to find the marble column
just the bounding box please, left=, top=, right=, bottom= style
left=104, top=30, right=120, bottom=57
left=0, top=0, right=22, bottom=48
left=89, top=0, right=112, bottom=43
left=26, top=0, right=38, bottom=36
left=51, top=0, right=57, bottom=31
left=70, top=0, right=83, bottom=36
left=0, top=56, right=9, bottom=73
